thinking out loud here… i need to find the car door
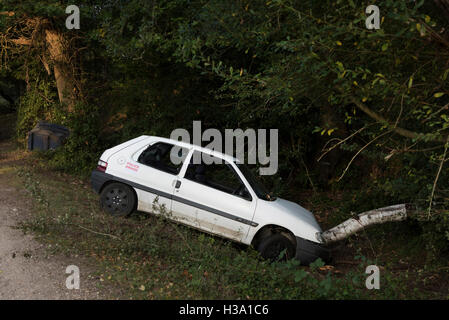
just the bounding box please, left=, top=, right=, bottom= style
left=171, top=150, right=257, bottom=242
left=130, top=141, right=189, bottom=215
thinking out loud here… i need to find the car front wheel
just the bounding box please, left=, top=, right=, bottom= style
left=257, top=233, right=296, bottom=261
left=100, top=182, right=136, bottom=217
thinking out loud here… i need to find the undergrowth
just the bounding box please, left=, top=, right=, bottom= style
left=15, top=165, right=443, bottom=299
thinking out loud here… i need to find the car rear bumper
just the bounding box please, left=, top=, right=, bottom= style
left=91, top=169, right=110, bottom=194
left=295, top=237, right=331, bottom=265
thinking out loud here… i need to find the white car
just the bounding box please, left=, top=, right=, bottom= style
left=91, top=135, right=329, bottom=264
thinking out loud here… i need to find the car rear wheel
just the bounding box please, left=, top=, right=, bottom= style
left=100, top=182, right=136, bottom=217
left=257, top=233, right=296, bottom=261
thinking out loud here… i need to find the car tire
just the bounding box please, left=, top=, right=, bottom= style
left=257, top=233, right=296, bottom=261
left=100, top=182, right=136, bottom=217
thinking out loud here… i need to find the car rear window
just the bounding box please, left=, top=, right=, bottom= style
left=138, top=142, right=188, bottom=175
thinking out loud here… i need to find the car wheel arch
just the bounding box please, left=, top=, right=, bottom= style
left=250, top=224, right=297, bottom=251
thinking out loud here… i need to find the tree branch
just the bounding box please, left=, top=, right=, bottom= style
left=427, top=134, right=449, bottom=218
left=10, top=37, right=31, bottom=45
left=337, top=129, right=392, bottom=181
left=336, top=86, right=447, bottom=142
left=0, top=12, right=15, bottom=16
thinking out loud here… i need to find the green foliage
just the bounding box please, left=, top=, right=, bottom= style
left=4, top=0, right=449, bottom=261
left=14, top=79, right=102, bottom=174
left=16, top=80, right=56, bottom=144
left=417, top=211, right=449, bottom=256
left=46, top=102, right=103, bottom=174
left=16, top=165, right=435, bottom=299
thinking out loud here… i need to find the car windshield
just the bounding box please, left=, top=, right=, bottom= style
left=236, top=163, right=276, bottom=201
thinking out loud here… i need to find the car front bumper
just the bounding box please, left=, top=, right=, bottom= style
left=295, top=237, right=331, bottom=265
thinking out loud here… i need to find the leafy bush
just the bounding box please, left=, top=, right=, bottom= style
left=16, top=80, right=56, bottom=144
left=45, top=102, right=104, bottom=174
left=6, top=0, right=449, bottom=263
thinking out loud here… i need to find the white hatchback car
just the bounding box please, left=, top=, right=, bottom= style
left=91, top=135, right=329, bottom=264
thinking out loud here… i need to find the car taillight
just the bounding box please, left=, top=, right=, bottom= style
left=97, top=160, right=108, bottom=172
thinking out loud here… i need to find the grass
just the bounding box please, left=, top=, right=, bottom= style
left=0, top=113, right=447, bottom=299
left=6, top=155, right=447, bottom=299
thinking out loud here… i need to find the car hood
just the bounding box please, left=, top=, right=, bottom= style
left=255, top=197, right=323, bottom=243
left=272, top=198, right=322, bottom=231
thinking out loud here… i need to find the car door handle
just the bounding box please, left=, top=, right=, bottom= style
left=175, top=180, right=182, bottom=189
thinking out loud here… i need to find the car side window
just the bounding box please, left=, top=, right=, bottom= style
left=138, top=142, right=188, bottom=175
left=185, top=152, right=251, bottom=200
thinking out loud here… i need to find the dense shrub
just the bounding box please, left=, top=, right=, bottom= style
left=4, top=0, right=449, bottom=256
left=16, top=80, right=56, bottom=144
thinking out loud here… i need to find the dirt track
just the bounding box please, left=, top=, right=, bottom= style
left=0, top=135, right=103, bottom=299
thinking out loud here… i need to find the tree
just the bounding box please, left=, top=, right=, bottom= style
left=0, top=1, right=91, bottom=110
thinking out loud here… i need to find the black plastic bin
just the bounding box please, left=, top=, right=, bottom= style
left=27, top=121, right=70, bottom=151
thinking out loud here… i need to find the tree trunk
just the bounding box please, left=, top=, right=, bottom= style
left=1, top=13, right=78, bottom=110
left=319, top=204, right=408, bottom=244
left=44, top=29, right=76, bottom=111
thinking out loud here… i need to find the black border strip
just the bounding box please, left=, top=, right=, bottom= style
left=3, top=300, right=436, bottom=318
left=92, top=170, right=258, bottom=227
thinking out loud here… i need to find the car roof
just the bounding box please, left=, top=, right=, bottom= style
left=141, top=135, right=241, bottom=164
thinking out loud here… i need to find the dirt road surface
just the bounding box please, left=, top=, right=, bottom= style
left=0, top=133, right=104, bottom=299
